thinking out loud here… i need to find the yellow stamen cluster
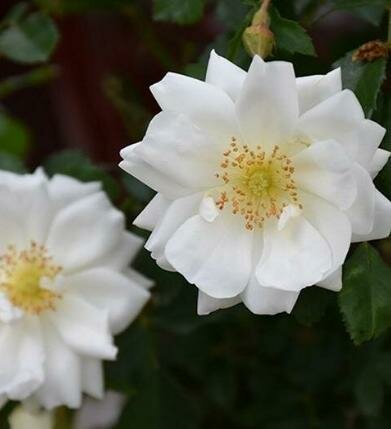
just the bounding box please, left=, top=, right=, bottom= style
left=0, top=241, right=62, bottom=315
left=215, top=137, right=302, bottom=230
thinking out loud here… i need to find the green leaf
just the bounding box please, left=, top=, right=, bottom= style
left=270, top=7, right=316, bottom=56
left=0, top=112, right=30, bottom=158
left=153, top=0, right=205, bottom=25
left=0, top=11, right=59, bottom=64
left=44, top=150, right=120, bottom=201
left=339, top=243, right=391, bottom=345
left=0, top=151, right=26, bottom=173
left=215, top=0, right=249, bottom=31
left=292, top=286, right=333, bottom=326
left=333, top=53, right=386, bottom=117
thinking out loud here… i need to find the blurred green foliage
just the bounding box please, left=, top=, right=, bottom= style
left=153, top=0, right=205, bottom=25
left=0, top=4, right=59, bottom=63
left=0, top=0, right=391, bottom=428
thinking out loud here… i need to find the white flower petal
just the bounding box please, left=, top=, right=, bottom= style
left=145, top=193, right=202, bottom=271
left=205, top=50, right=246, bottom=101
left=0, top=185, right=26, bottom=252
left=0, top=292, right=23, bottom=323
left=165, top=213, right=253, bottom=298
left=301, top=192, right=351, bottom=272
left=277, top=204, right=301, bottom=231
left=197, top=291, right=241, bottom=315
left=256, top=216, right=332, bottom=292
left=46, top=192, right=124, bottom=273
left=74, top=391, right=126, bottom=429
left=0, top=319, right=44, bottom=401
left=293, top=140, right=356, bottom=210
left=241, top=232, right=299, bottom=314
left=133, top=193, right=170, bottom=231
left=369, top=149, right=390, bottom=178
left=134, top=111, right=220, bottom=190
left=352, top=190, right=391, bottom=242
left=236, top=56, right=298, bottom=147
left=317, top=267, right=342, bottom=292
left=120, top=144, right=189, bottom=199
left=199, top=195, right=220, bottom=222
left=241, top=281, right=299, bottom=315
left=150, top=72, right=239, bottom=142
left=296, top=68, right=341, bottom=114
left=0, top=174, right=52, bottom=245
left=297, top=89, right=364, bottom=138
left=35, top=320, right=82, bottom=409
left=125, top=267, right=154, bottom=290
left=96, top=232, right=144, bottom=270
left=344, top=164, right=376, bottom=235
left=48, top=175, right=101, bottom=212
left=63, top=268, right=150, bottom=335
left=80, top=358, right=104, bottom=399
left=50, top=295, right=117, bottom=360
left=353, top=121, right=386, bottom=170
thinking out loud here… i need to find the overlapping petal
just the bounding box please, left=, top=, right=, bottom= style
left=256, top=216, right=332, bottom=292
left=293, top=140, right=356, bottom=210
left=150, top=71, right=239, bottom=142
left=236, top=56, right=298, bottom=147
left=205, top=50, right=246, bottom=101
left=50, top=295, right=117, bottom=360
left=46, top=192, right=124, bottom=273
left=132, top=111, right=221, bottom=190
left=296, top=68, right=342, bottom=114
left=166, top=213, right=253, bottom=298
left=63, top=268, right=150, bottom=334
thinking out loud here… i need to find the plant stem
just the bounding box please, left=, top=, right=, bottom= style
left=260, top=0, right=271, bottom=13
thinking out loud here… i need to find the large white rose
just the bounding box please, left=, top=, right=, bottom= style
left=0, top=169, right=152, bottom=409
left=120, top=50, right=391, bottom=316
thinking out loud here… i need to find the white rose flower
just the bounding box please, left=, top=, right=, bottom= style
left=0, top=169, right=152, bottom=409
left=120, top=50, right=391, bottom=316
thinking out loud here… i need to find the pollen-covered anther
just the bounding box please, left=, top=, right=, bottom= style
left=0, top=241, right=63, bottom=315
left=214, top=139, right=302, bottom=230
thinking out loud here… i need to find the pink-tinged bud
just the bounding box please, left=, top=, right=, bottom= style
left=242, top=0, right=275, bottom=59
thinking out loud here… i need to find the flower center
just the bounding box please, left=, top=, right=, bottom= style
left=246, top=170, right=270, bottom=196
left=214, top=138, right=302, bottom=230
left=0, top=242, right=62, bottom=315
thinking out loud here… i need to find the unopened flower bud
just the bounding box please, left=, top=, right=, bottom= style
left=242, top=0, right=275, bottom=59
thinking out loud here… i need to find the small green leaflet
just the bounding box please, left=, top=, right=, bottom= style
left=153, top=0, right=205, bottom=25
left=0, top=11, right=59, bottom=64
left=333, top=52, right=386, bottom=117
left=270, top=7, right=316, bottom=57
left=339, top=244, right=391, bottom=345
